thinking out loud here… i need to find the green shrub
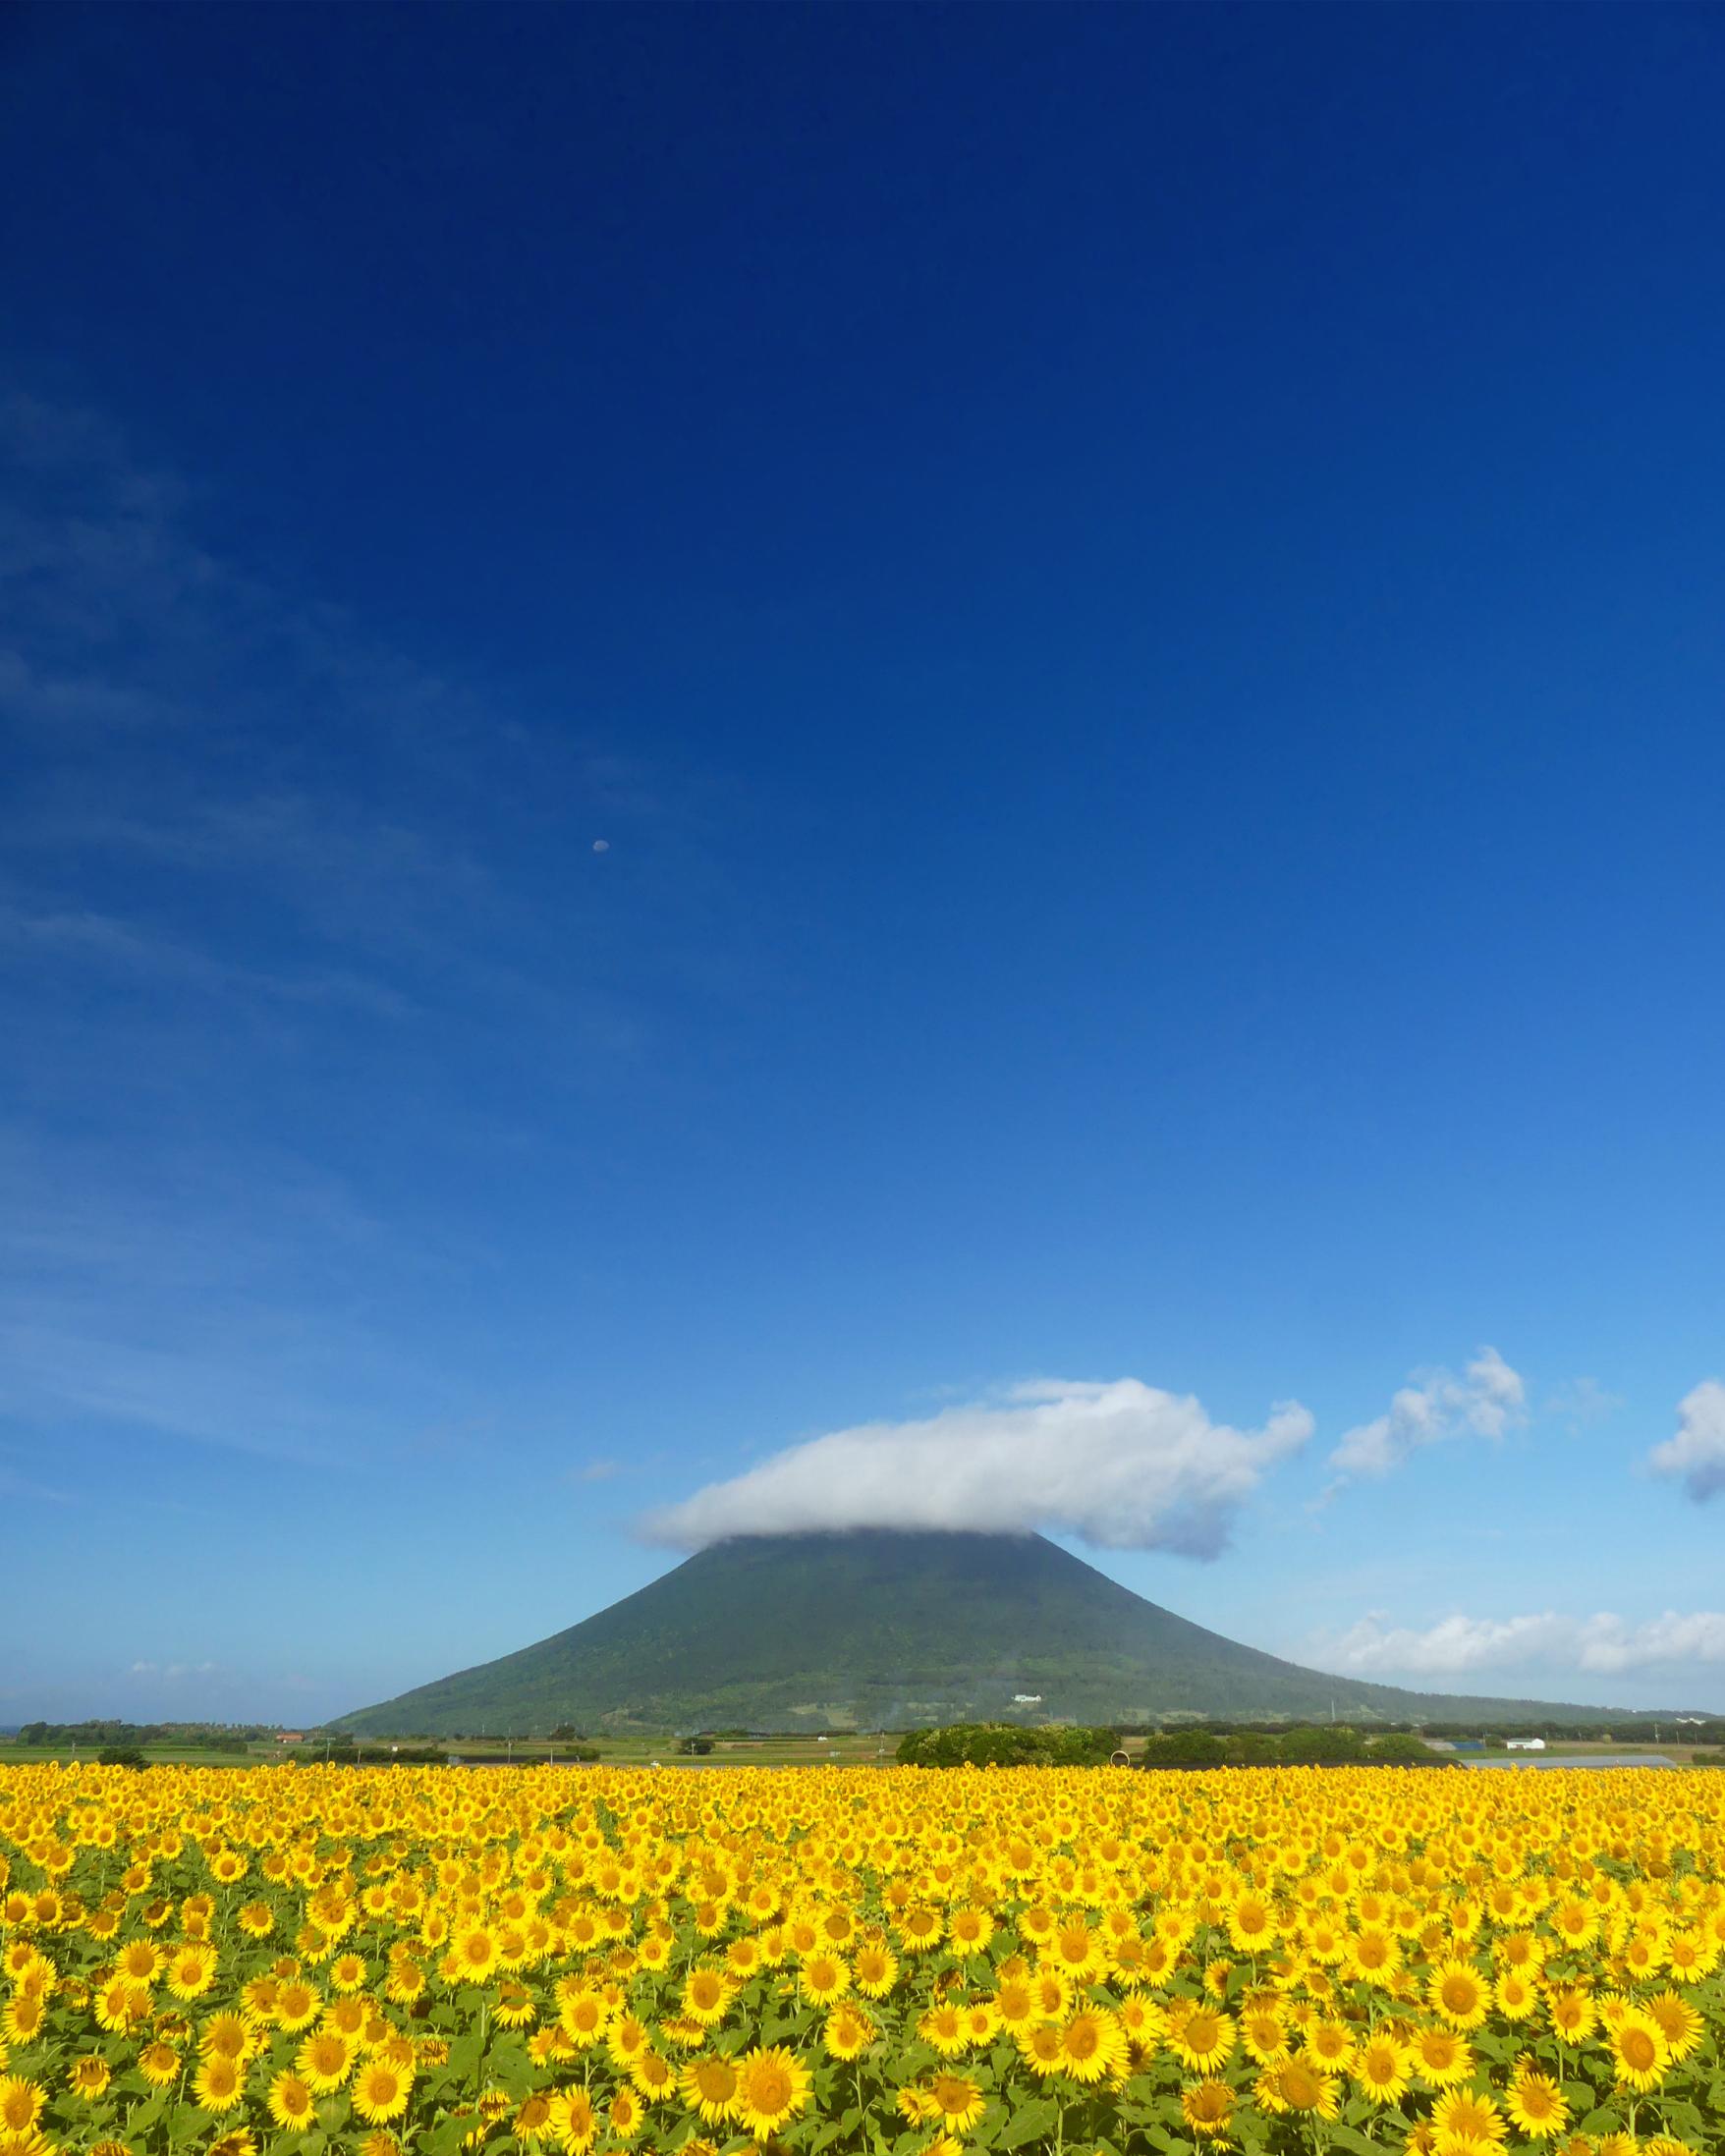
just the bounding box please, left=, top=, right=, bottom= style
left=897, top=1723, right=1114, bottom=1768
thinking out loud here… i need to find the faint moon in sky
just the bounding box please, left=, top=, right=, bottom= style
left=591, top=839, right=610, bottom=853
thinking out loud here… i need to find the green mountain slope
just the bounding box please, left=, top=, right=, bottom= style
left=337, top=1530, right=1612, bottom=1736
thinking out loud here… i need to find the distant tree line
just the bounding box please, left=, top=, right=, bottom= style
left=1139, top=1726, right=1452, bottom=1770
left=15, top=1720, right=264, bottom=1752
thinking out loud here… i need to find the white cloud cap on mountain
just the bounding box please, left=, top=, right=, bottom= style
left=643, top=1377, right=1314, bottom=1558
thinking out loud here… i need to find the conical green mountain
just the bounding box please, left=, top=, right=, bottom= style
left=337, top=1530, right=1601, bottom=1736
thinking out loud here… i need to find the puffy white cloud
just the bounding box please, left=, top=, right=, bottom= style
left=1328, top=1347, right=1526, bottom=1478
left=1323, top=1609, right=1725, bottom=1678
left=1576, top=1611, right=1725, bottom=1672
left=1648, top=1380, right=1725, bottom=1502
left=642, top=1378, right=1314, bottom=1557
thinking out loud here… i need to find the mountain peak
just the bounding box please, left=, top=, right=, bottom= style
left=340, top=1525, right=1604, bottom=1736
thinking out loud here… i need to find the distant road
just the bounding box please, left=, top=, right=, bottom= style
left=1463, top=1752, right=1677, bottom=1771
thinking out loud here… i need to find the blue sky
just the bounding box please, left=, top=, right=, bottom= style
left=3, top=2, right=1724, bottom=1724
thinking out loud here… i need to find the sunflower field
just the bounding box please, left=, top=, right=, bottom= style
left=2, top=1761, right=1724, bottom=2156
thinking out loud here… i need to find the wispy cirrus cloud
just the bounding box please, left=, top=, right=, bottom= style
left=1, top=383, right=753, bottom=1029
left=1543, top=1375, right=1623, bottom=1433
left=0, top=387, right=758, bottom=1469
left=0, top=904, right=415, bottom=1017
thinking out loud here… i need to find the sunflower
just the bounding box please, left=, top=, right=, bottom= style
left=0, top=2082, right=44, bottom=2139
left=991, top=1975, right=1038, bottom=2028
left=383, top=1956, right=426, bottom=2006
left=1665, top=1927, right=1714, bottom=1980
left=323, top=1995, right=367, bottom=2040
left=1546, top=1986, right=1595, bottom=2042
left=628, top=2045, right=676, bottom=2102
left=1168, top=2006, right=1235, bottom=2073
left=1413, top=2025, right=1474, bottom=2085
left=1428, top=1960, right=1490, bottom=2029
left=925, top=2073, right=985, bottom=2133
left=1044, top=1919, right=1105, bottom=1982
left=822, top=2003, right=875, bottom=2061
left=91, top=1976, right=150, bottom=2034
left=1016, top=2021, right=1067, bottom=2077
left=896, top=2086, right=939, bottom=2128
left=897, top=1906, right=944, bottom=1954
left=1118, top=1993, right=1164, bottom=2055
left=546, top=2086, right=597, bottom=2155
left=948, top=1906, right=995, bottom=1956
left=1621, top=1929, right=1667, bottom=1980
left=1494, top=1966, right=1537, bottom=2019
left=295, top=2026, right=354, bottom=2093
left=1352, top=2031, right=1412, bottom=2105
left=607, top=2087, right=643, bottom=2142
left=918, top=2001, right=969, bottom=2056
left=1644, top=1987, right=1703, bottom=2060
left=602, top=2013, right=648, bottom=2071
left=351, top=2057, right=412, bottom=2126
left=116, top=1939, right=162, bottom=1984
left=558, top=1987, right=611, bottom=2047
left=679, top=2052, right=741, bottom=2126
left=165, top=1943, right=219, bottom=2002
left=193, top=2053, right=246, bottom=2114
left=274, top=1980, right=321, bottom=2032
left=514, top=2092, right=554, bottom=2145
left=138, top=2041, right=182, bottom=2088
left=70, top=2055, right=112, bottom=2099
left=267, top=2072, right=317, bottom=2133
left=1504, top=2067, right=1569, bottom=2141
left=1255, top=2057, right=1339, bottom=2121
left=1305, top=2017, right=1356, bottom=2071
left=1227, top=1891, right=1278, bottom=1953
left=799, top=1951, right=851, bottom=2006
left=448, top=1923, right=499, bottom=1983
left=852, top=1943, right=899, bottom=1998
left=1180, top=2079, right=1234, bottom=2140
left=1057, top=2008, right=1130, bottom=2084
left=680, top=1965, right=732, bottom=2026
left=200, top=2012, right=254, bottom=2062
left=1241, top=2006, right=1289, bottom=2064
left=1347, top=1925, right=1400, bottom=1984
left=731, top=2046, right=811, bottom=2141
left=0, top=1995, right=44, bottom=2049
left=1608, top=2009, right=1670, bottom=2091
left=1429, top=2085, right=1507, bottom=2151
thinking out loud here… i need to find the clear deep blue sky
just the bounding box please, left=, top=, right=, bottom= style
left=4, top=2, right=1724, bottom=1722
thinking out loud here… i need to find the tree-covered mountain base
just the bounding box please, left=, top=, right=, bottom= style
left=337, top=1529, right=1625, bottom=1737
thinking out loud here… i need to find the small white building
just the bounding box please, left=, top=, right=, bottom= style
left=1012, top=1693, right=1042, bottom=1705
left=1505, top=1737, right=1547, bottom=1751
